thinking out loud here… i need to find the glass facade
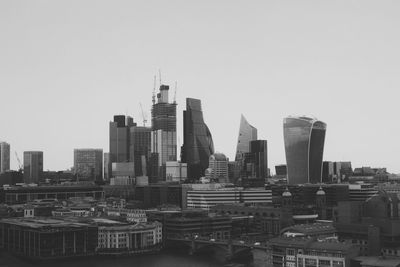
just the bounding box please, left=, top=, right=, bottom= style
left=181, top=98, right=214, bottom=180
left=73, top=149, right=103, bottom=182
left=129, top=126, right=151, bottom=176
left=283, top=116, right=326, bottom=185
left=235, top=115, right=257, bottom=161
left=23, top=151, right=43, bottom=184
left=151, top=85, right=177, bottom=168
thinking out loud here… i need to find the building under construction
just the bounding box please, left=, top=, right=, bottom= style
left=150, top=85, right=177, bottom=182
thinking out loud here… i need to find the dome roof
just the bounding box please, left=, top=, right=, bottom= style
left=316, top=187, right=326, bottom=196
left=282, top=187, right=292, bottom=197
left=210, top=153, right=227, bottom=161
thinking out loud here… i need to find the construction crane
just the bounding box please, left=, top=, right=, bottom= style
left=14, top=151, right=23, bottom=171
left=139, top=102, right=148, bottom=127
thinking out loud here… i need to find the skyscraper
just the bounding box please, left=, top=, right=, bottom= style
left=109, top=115, right=136, bottom=178
left=130, top=126, right=151, bottom=177
left=235, top=115, right=257, bottom=161
left=151, top=85, right=177, bottom=174
left=23, top=151, right=43, bottom=184
left=0, top=142, right=10, bottom=174
left=73, top=149, right=103, bottom=182
left=181, top=98, right=214, bottom=179
left=247, top=140, right=268, bottom=178
left=283, top=116, right=327, bottom=185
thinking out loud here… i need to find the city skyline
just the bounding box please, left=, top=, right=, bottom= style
left=1, top=1, right=400, bottom=173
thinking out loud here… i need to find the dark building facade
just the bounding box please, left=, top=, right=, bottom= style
left=129, top=126, right=151, bottom=177
left=23, top=151, right=43, bottom=184
left=275, top=164, right=287, bottom=176
left=110, top=115, right=135, bottom=164
left=241, top=140, right=268, bottom=179
left=0, top=170, right=23, bottom=186
left=73, top=149, right=103, bottom=182
left=235, top=114, right=257, bottom=162
left=0, top=142, right=10, bottom=174
left=181, top=98, right=214, bottom=180
left=283, top=116, right=326, bottom=185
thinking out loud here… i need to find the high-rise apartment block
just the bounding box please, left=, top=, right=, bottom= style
left=181, top=98, right=214, bottom=179
left=73, top=149, right=103, bottom=182
left=23, top=151, right=43, bottom=184
left=283, top=116, right=326, bottom=185
left=0, top=142, right=10, bottom=174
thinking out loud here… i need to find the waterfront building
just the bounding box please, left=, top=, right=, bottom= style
left=0, top=142, right=10, bottom=174
left=235, top=115, right=257, bottom=162
left=267, top=236, right=359, bottom=267
left=97, top=220, right=162, bottom=252
left=0, top=217, right=98, bottom=260
left=241, top=140, right=268, bottom=179
left=130, top=126, right=151, bottom=177
left=73, top=149, right=103, bottom=182
left=205, top=153, right=229, bottom=183
left=23, top=151, right=43, bottom=184
left=181, top=98, right=214, bottom=180
left=186, top=188, right=272, bottom=210
left=151, top=85, right=177, bottom=180
left=283, top=116, right=326, bottom=184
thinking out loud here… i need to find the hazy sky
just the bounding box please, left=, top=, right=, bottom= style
left=1, top=1, right=400, bottom=173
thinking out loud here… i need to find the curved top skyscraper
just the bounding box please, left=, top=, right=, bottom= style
left=235, top=115, right=257, bottom=161
left=283, top=116, right=327, bottom=185
left=181, top=98, right=214, bottom=180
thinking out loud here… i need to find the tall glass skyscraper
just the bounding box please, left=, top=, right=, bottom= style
left=235, top=115, right=257, bottom=161
left=283, top=116, right=327, bottom=185
left=151, top=85, right=177, bottom=168
left=0, top=142, right=10, bottom=174
left=130, top=126, right=151, bottom=176
left=181, top=98, right=214, bottom=179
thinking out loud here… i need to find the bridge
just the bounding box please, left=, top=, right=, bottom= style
left=166, top=235, right=268, bottom=260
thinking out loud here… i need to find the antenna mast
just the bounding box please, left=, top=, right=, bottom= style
left=139, top=103, right=148, bottom=127
left=158, top=69, right=162, bottom=85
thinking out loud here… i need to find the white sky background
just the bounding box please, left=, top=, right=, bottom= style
left=1, top=0, right=400, bottom=173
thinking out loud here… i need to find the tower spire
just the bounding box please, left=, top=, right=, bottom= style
left=152, top=75, right=156, bottom=105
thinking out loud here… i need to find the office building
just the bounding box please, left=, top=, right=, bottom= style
left=73, top=149, right=103, bottom=182
left=130, top=126, right=151, bottom=177
left=23, top=151, right=43, bottom=184
left=235, top=114, right=257, bottom=161
left=275, top=164, right=287, bottom=176
left=205, top=153, right=229, bottom=183
left=164, top=161, right=187, bottom=183
left=348, top=184, right=378, bottom=202
left=181, top=98, right=214, bottom=179
left=186, top=188, right=272, bottom=210
left=0, top=142, right=10, bottom=174
left=151, top=85, right=177, bottom=181
left=103, top=152, right=110, bottom=180
left=267, top=235, right=359, bottom=267
left=241, top=140, right=268, bottom=179
left=283, top=116, right=327, bottom=184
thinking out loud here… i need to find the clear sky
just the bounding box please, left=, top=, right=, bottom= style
left=1, top=0, right=400, bottom=173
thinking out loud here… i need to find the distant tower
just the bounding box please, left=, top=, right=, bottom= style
left=73, top=149, right=103, bottom=182
left=0, top=142, right=10, bottom=174
left=282, top=187, right=292, bottom=208
left=283, top=116, right=327, bottom=185
left=235, top=115, right=257, bottom=162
